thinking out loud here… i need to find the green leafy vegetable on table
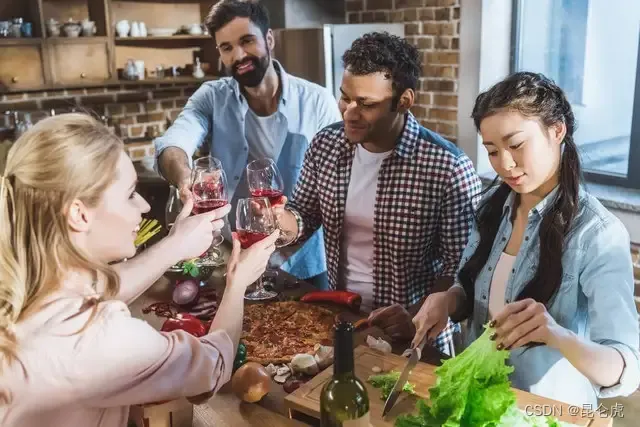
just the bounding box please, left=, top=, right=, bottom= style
left=181, top=259, right=200, bottom=278
left=368, top=370, right=416, bottom=400
left=393, top=325, right=575, bottom=427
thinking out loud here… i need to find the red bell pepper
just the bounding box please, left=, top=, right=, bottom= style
left=300, top=290, right=362, bottom=311
left=160, top=313, right=207, bottom=337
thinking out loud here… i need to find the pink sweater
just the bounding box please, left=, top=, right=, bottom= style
left=0, top=285, right=234, bottom=427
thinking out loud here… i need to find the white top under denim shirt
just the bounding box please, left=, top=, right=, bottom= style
left=154, top=61, right=342, bottom=280
left=453, top=185, right=640, bottom=407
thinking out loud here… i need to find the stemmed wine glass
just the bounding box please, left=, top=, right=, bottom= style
left=236, top=197, right=279, bottom=301
left=247, top=158, right=285, bottom=204
left=192, top=156, right=228, bottom=262
left=165, top=185, right=183, bottom=231
left=246, top=158, right=295, bottom=247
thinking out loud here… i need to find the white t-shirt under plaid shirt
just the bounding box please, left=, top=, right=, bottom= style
left=287, top=113, right=482, bottom=353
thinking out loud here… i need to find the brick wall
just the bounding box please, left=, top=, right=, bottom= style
left=346, top=0, right=460, bottom=142
left=0, top=81, right=205, bottom=161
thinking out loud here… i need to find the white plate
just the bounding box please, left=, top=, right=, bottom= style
left=148, top=28, right=175, bottom=37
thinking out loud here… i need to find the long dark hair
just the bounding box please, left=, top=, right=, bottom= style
left=458, top=72, right=582, bottom=316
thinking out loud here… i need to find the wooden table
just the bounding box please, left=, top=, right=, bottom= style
left=128, top=267, right=449, bottom=427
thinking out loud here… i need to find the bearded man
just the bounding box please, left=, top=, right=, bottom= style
left=154, top=0, right=340, bottom=286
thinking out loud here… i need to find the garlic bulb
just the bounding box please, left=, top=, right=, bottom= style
left=291, top=353, right=319, bottom=376
left=366, top=335, right=392, bottom=354
left=313, top=344, right=334, bottom=370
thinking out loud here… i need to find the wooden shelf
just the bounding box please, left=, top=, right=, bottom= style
left=112, top=0, right=206, bottom=2
left=46, top=37, right=110, bottom=44
left=0, top=38, right=43, bottom=46
left=1, top=76, right=217, bottom=93
left=115, top=35, right=210, bottom=42
left=0, top=0, right=220, bottom=94
left=117, top=76, right=217, bottom=86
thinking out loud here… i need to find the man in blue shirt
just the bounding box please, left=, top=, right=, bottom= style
left=154, top=0, right=340, bottom=286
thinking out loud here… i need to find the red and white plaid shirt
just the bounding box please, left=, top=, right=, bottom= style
left=289, top=113, right=481, bottom=305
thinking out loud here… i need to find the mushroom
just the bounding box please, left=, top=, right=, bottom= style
left=265, top=363, right=277, bottom=377
left=274, top=372, right=291, bottom=384
left=276, top=365, right=291, bottom=376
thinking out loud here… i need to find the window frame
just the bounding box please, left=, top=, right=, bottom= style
left=510, top=0, right=640, bottom=190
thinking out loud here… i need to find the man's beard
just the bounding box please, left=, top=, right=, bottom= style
left=228, top=53, right=270, bottom=88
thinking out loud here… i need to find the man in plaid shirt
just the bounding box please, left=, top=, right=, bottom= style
left=277, top=32, right=481, bottom=355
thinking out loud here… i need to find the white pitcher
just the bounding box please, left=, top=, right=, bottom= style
left=116, top=20, right=129, bottom=37
left=130, top=21, right=141, bottom=37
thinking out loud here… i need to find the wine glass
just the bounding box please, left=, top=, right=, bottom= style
left=192, top=156, right=228, bottom=263
left=165, top=185, right=183, bottom=231
left=236, top=197, right=279, bottom=301
left=246, top=158, right=285, bottom=204
left=246, top=158, right=295, bottom=248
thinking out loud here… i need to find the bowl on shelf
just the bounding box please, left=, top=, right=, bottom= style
left=148, top=28, right=176, bottom=37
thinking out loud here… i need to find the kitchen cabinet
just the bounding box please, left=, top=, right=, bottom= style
left=48, top=40, right=111, bottom=85
left=0, top=0, right=219, bottom=93
left=0, top=43, right=46, bottom=90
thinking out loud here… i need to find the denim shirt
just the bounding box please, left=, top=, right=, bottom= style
left=154, top=61, right=342, bottom=279
left=453, top=185, right=640, bottom=407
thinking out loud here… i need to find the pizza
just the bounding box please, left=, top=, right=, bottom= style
left=241, top=301, right=336, bottom=365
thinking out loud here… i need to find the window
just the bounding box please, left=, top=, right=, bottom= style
left=512, top=0, right=640, bottom=189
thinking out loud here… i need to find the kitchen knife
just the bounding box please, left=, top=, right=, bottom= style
left=382, top=336, right=428, bottom=417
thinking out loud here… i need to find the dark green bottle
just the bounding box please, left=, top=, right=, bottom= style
left=320, top=321, right=370, bottom=426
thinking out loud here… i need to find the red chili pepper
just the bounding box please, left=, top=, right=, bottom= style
left=161, top=313, right=207, bottom=337
left=300, top=291, right=362, bottom=311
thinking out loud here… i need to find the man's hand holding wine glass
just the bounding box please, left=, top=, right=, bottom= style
left=246, top=159, right=297, bottom=246
left=177, top=177, right=193, bottom=204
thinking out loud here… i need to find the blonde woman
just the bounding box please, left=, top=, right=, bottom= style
left=0, top=114, right=278, bottom=427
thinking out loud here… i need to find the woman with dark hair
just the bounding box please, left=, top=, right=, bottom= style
left=411, top=71, right=640, bottom=406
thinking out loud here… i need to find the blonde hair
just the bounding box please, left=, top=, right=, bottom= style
left=0, top=113, right=124, bottom=370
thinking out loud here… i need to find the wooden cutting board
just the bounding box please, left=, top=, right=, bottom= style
left=284, top=346, right=612, bottom=427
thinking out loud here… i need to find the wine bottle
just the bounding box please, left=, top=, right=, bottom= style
left=320, top=321, right=370, bottom=427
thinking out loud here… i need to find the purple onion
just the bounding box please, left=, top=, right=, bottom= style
left=173, top=280, right=200, bottom=307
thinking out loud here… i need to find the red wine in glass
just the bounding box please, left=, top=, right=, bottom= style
left=250, top=188, right=284, bottom=205
left=236, top=197, right=278, bottom=301
left=193, top=199, right=227, bottom=215
left=192, top=156, right=228, bottom=249
left=246, top=159, right=284, bottom=201
left=246, top=159, right=291, bottom=247
left=192, top=181, right=226, bottom=214
left=237, top=230, right=270, bottom=249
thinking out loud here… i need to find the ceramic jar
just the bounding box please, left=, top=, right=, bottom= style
left=62, top=19, right=81, bottom=37
left=81, top=19, right=96, bottom=36
left=116, top=20, right=130, bottom=37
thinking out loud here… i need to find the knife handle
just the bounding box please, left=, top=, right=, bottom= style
left=414, top=335, right=428, bottom=361
left=403, top=335, right=428, bottom=359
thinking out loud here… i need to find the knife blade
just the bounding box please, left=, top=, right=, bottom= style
left=382, top=336, right=428, bottom=417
